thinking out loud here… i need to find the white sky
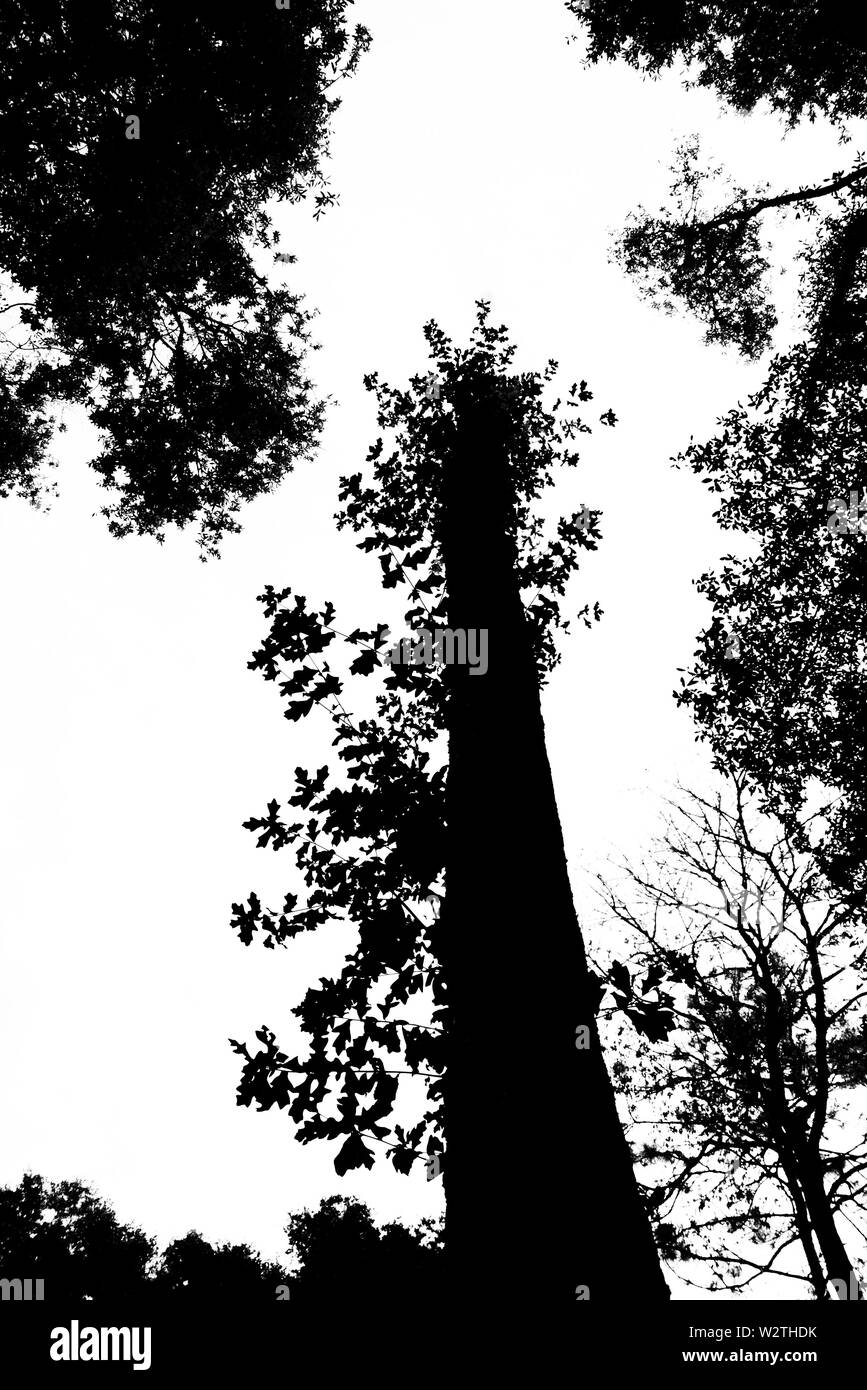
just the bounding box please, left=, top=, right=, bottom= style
left=0, top=0, right=856, bottom=1295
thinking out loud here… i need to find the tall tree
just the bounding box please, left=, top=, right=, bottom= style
left=230, top=304, right=668, bottom=1315
left=0, top=1, right=369, bottom=552
left=567, top=2, right=867, bottom=895
left=597, top=778, right=867, bottom=1299
left=675, top=240, right=867, bottom=900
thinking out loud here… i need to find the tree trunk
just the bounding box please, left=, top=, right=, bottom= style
left=764, top=1116, right=829, bottom=1299
left=756, top=936, right=862, bottom=1299
left=799, top=1159, right=864, bottom=1298
left=437, top=387, right=668, bottom=1317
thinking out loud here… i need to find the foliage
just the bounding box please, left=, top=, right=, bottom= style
left=0, top=1173, right=154, bottom=1301
left=612, top=136, right=779, bottom=357
left=153, top=1229, right=286, bottom=1299
left=0, top=1174, right=441, bottom=1304
left=568, top=4, right=867, bottom=894
left=569, top=1, right=867, bottom=125
left=229, top=303, right=611, bottom=1178
left=286, top=1195, right=443, bottom=1305
left=676, top=206, right=867, bottom=897
left=0, top=1, right=370, bottom=552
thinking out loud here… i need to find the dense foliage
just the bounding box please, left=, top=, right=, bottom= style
left=0, top=1, right=369, bottom=551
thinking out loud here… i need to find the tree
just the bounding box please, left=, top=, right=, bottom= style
left=230, top=303, right=669, bottom=1315
left=566, top=1, right=867, bottom=357
left=607, top=139, right=867, bottom=360
left=286, top=1196, right=443, bottom=1310
left=0, top=1173, right=154, bottom=1302
left=568, top=2, right=867, bottom=125
left=153, top=1229, right=287, bottom=1301
left=597, top=778, right=867, bottom=1299
left=0, top=1171, right=294, bottom=1304
left=0, top=1, right=370, bottom=553
left=673, top=202, right=867, bottom=898
left=566, top=0, right=867, bottom=358
left=568, top=3, right=867, bottom=895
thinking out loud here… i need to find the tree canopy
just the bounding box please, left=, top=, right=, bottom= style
left=153, top=1229, right=286, bottom=1300
left=569, top=2, right=867, bottom=358
left=0, top=1174, right=154, bottom=1302
left=568, top=4, right=867, bottom=897
left=0, top=1, right=369, bottom=552
left=569, top=2, right=867, bottom=125
left=286, top=1196, right=443, bottom=1309
left=0, top=1174, right=440, bottom=1306
left=675, top=222, right=867, bottom=898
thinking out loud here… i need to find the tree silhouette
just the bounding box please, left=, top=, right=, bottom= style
left=674, top=209, right=867, bottom=900
left=286, top=1196, right=442, bottom=1310
left=230, top=303, right=669, bottom=1312
left=607, top=139, right=867, bottom=360
left=0, top=1, right=370, bottom=553
left=568, top=3, right=867, bottom=357
left=153, top=1229, right=287, bottom=1301
left=597, top=778, right=867, bottom=1299
left=0, top=1173, right=154, bottom=1302
left=0, top=1173, right=444, bottom=1308
left=568, top=5, right=867, bottom=896
left=569, top=2, right=867, bottom=124
left=0, top=1173, right=447, bottom=1306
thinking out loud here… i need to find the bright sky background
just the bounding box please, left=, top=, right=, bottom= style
left=0, top=0, right=857, bottom=1296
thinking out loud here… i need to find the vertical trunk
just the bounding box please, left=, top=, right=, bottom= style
left=758, top=943, right=861, bottom=1298
left=798, top=922, right=863, bottom=1296
left=763, top=1106, right=829, bottom=1299
left=438, top=390, right=668, bottom=1315
left=798, top=1161, right=863, bottom=1298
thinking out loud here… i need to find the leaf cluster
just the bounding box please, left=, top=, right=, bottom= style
left=0, top=1, right=370, bottom=551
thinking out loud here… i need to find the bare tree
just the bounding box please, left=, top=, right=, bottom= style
left=595, top=775, right=867, bottom=1299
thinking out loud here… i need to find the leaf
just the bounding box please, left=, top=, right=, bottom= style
left=641, top=963, right=665, bottom=995
left=609, top=960, right=632, bottom=998
left=586, top=971, right=605, bottom=1013
left=349, top=647, right=380, bottom=677
left=333, top=1131, right=375, bottom=1176
left=626, top=1001, right=675, bottom=1044
left=390, top=1146, right=416, bottom=1175
left=311, top=674, right=342, bottom=704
